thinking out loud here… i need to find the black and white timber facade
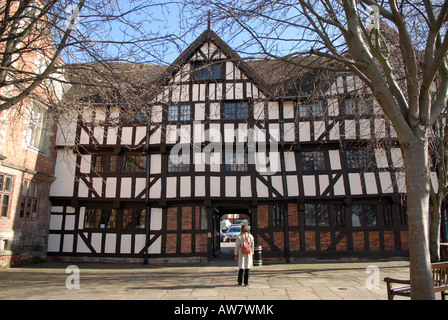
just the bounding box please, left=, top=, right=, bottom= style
left=47, top=30, right=413, bottom=262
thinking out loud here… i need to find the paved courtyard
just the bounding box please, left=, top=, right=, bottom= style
left=0, top=243, right=422, bottom=300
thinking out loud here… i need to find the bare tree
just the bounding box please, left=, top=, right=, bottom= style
left=183, top=0, right=448, bottom=299
left=0, top=0, right=183, bottom=113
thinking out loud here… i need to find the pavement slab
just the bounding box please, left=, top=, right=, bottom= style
left=0, top=243, right=428, bottom=301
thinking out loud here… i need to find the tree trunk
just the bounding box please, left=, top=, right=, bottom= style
left=401, top=137, right=435, bottom=300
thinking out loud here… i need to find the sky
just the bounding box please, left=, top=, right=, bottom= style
left=64, top=1, right=211, bottom=65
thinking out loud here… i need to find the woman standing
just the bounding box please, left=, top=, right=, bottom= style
left=234, top=224, right=254, bottom=286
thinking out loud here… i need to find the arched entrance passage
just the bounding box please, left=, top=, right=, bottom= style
left=212, top=206, right=251, bottom=257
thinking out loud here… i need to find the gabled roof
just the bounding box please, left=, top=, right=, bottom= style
left=153, top=29, right=273, bottom=97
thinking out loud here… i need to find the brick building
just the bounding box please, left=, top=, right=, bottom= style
left=47, top=30, right=413, bottom=263
left=0, top=1, right=64, bottom=267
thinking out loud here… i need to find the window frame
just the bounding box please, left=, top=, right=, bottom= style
left=168, top=151, right=191, bottom=173
left=223, top=102, right=249, bottom=120
left=270, top=204, right=284, bottom=228
left=19, top=179, right=40, bottom=220
left=0, top=174, right=13, bottom=218
left=26, top=102, right=48, bottom=152
left=122, top=208, right=146, bottom=229
left=342, top=98, right=371, bottom=116
left=304, top=203, right=330, bottom=227
left=345, top=149, right=375, bottom=170
left=350, top=203, right=377, bottom=228
left=298, top=100, right=325, bottom=118
left=167, top=104, right=191, bottom=122
left=84, top=208, right=117, bottom=229
left=193, top=62, right=222, bottom=81
left=94, top=155, right=117, bottom=173
left=123, top=154, right=147, bottom=173
left=225, top=151, right=248, bottom=172
left=301, top=151, right=326, bottom=171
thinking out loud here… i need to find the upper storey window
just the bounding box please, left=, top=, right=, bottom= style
left=168, top=104, right=191, bottom=122
left=343, top=98, right=370, bottom=116
left=224, top=102, right=248, bottom=120
left=193, top=62, right=222, bottom=81
left=298, top=101, right=324, bottom=118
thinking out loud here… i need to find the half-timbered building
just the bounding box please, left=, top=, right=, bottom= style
left=48, top=30, right=412, bottom=263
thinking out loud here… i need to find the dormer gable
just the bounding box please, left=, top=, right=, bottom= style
left=152, top=30, right=272, bottom=99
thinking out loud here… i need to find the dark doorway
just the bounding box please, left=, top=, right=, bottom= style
left=212, top=206, right=251, bottom=260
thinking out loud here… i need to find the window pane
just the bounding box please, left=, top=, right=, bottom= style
left=225, top=152, right=248, bottom=171
left=304, top=204, right=315, bottom=226
left=4, top=177, right=12, bottom=192
left=123, top=209, right=133, bottom=228
left=168, top=152, right=190, bottom=172
left=34, top=183, right=39, bottom=197
left=124, top=155, right=146, bottom=172
left=31, top=200, right=38, bottom=219
left=200, top=207, right=207, bottom=230
left=84, top=209, right=97, bottom=228
left=168, top=105, right=177, bottom=121
left=335, top=205, right=346, bottom=227
left=19, top=198, right=26, bottom=218
left=364, top=204, right=377, bottom=226
left=194, top=63, right=221, bottom=80
left=95, top=156, right=117, bottom=172
left=23, top=180, right=29, bottom=195
left=271, top=204, right=284, bottom=227
left=1, top=195, right=8, bottom=217
left=26, top=199, right=32, bottom=218
left=351, top=205, right=363, bottom=227
left=301, top=151, right=325, bottom=171
left=30, top=181, right=36, bottom=197
left=344, top=99, right=356, bottom=115
left=224, top=103, right=248, bottom=120
left=316, top=204, right=329, bottom=227
left=136, top=209, right=145, bottom=229
left=179, top=104, right=191, bottom=121
left=99, top=209, right=116, bottom=229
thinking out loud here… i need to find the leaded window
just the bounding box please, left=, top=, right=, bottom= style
left=304, top=203, right=329, bottom=227
left=345, top=149, right=374, bottom=169
left=19, top=180, right=40, bottom=219
left=123, top=155, right=146, bottom=173
left=168, top=104, right=191, bottom=121
left=224, top=102, right=248, bottom=120
left=351, top=204, right=377, bottom=227
left=123, top=209, right=146, bottom=229
left=301, top=151, right=326, bottom=171
left=84, top=209, right=117, bottom=229
left=94, top=155, right=117, bottom=172
left=193, top=62, right=222, bottom=81
left=0, top=174, right=13, bottom=217
left=343, top=98, right=370, bottom=116
left=271, top=204, right=284, bottom=227
left=298, top=101, right=324, bottom=118
left=168, top=152, right=190, bottom=172
left=225, top=152, right=248, bottom=172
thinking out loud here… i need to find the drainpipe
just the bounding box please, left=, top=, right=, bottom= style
left=144, top=122, right=151, bottom=265
left=279, top=100, right=291, bottom=262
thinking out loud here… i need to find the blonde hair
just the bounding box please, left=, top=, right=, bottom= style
left=241, top=224, right=250, bottom=234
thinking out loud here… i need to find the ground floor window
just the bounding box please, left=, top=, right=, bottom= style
left=351, top=204, right=377, bottom=227
left=304, top=203, right=329, bottom=227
